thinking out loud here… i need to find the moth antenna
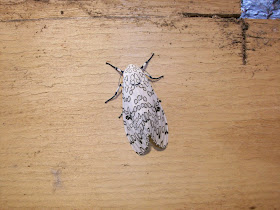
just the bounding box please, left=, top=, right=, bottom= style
left=141, top=53, right=154, bottom=70
left=106, top=62, right=124, bottom=75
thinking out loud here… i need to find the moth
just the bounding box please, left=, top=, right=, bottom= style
left=105, top=53, right=168, bottom=155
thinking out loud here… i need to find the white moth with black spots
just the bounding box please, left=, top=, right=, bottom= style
left=105, top=53, right=168, bottom=155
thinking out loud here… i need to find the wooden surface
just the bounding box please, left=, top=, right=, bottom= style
left=0, top=0, right=280, bottom=209
left=0, top=0, right=240, bottom=21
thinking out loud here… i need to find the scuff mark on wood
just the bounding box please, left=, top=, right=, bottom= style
left=51, top=169, right=62, bottom=192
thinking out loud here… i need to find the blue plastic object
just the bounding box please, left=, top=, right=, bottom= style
left=241, top=0, right=280, bottom=19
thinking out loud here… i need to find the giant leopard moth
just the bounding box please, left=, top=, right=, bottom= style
left=105, top=53, right=168, bottom=155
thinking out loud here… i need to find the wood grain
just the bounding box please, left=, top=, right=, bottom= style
left=0, top=1, right=280, bottom=209
left=0, top=0, right=240, bottom=21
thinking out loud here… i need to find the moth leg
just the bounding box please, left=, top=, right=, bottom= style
left=145, top=72, right=164, bottom=80
left=106, top=62, right=124, bottom=75
left=118, top=113, right=123, bottom=119
left=105, top=83, right=122, bottom=104
left=140, top=53, right=154, bottom=70
left=140, top=53, right=164, bottom=80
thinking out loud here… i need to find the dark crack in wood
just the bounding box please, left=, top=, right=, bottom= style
left=240, top=19, right=249, bottom=65
left=182, top=13, right=240, bottom=19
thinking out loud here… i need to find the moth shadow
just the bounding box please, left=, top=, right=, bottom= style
left=143, top=136, right=167, bottom=155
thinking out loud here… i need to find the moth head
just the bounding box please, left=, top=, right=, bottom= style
left=124, top=64, right=140, bottom=74
left=123, top=64, right=144, bottom=86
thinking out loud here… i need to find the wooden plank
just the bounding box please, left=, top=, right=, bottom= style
left=246, top=19, right=280, bottom=67
left=0, top=11, right=279, bottom=210
left=0, top=0, right=241, bottom=22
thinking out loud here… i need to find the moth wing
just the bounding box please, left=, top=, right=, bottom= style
left=148, top=92, right=169, bottom=148
left=122, top=91, right=150, bottom=155
left=128, top=75, right=168, bottom=150
left=122, top=67, right=168, bottom=155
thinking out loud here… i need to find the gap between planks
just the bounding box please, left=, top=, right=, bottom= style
left=0, top=12, right=248, bottom=65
